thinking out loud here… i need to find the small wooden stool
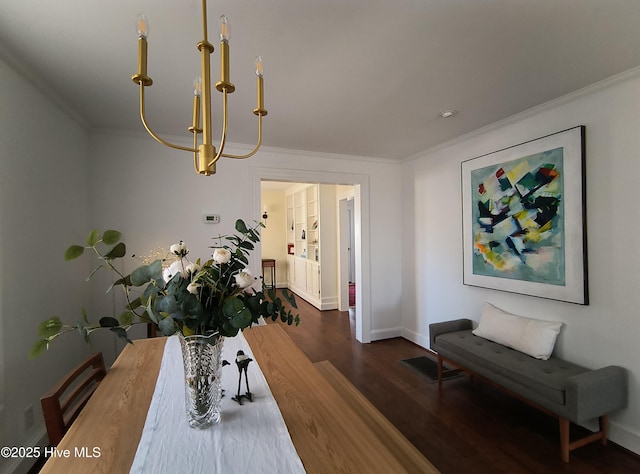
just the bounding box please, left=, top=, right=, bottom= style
left=261, top=258, right=276, bottom=289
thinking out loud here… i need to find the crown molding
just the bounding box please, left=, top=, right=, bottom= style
left=0, top=42, right=89, bottom=130
left=403, top=65, right=640, bottom=164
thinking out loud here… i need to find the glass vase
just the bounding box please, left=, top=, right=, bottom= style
left=178, top=332, right=225, bottom=429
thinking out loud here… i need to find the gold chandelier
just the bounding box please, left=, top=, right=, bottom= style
left=131, top=0, right=267, bottom=176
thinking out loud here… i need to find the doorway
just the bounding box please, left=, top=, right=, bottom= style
left=338, top=194, right=356, bottom=312
left=250, top=167, right=371, bottom=343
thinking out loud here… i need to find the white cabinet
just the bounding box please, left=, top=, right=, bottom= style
left=286, top=255, right=295, bottom=286
left=285, top=184, right=337, bottom=310
left=294, top=257, right=307, bottom=290
left=307, top=261, right=320, bottom=298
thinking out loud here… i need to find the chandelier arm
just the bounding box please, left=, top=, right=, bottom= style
left=206, top=89, right=230, bottom=168
left=192, top=132, right=200, bottom=174
left=220, top=115, right=263, bottom=159
left=139, top=84, right=197, bottom=153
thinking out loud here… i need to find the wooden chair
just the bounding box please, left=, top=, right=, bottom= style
left=40, top=352, right=107, bottom=446
left=147, top=323, right=157, bottom=338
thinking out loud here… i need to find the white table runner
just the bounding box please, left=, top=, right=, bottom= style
left=130, top=333, right=306, bottom=473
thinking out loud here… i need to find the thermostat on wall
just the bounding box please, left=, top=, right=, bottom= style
left=203, top=214, right=221, bottom=224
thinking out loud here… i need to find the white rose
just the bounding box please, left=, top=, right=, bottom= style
left=234, top=270, right=254, bottom=289
left=212, top=248, right=232, bottom=264
left=164, top=260, right=186, bottom=281
left=170, top=241, right=188, bottom=257
left=187, top=282, right=201, bottom=294
left=162, top=266, right=173, bottom=283
left=186, top=262, right=200, bottom=275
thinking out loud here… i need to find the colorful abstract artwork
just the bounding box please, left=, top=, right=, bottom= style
left=461, top=127, right=588, bottom=304
left=470, top=147, right=564, bottom=285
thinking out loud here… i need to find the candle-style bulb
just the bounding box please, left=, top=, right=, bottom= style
left=136, top=14, right=149, bottom=39
left=219, top=15, right=229, bottom=41
left=254, top=56, right=265, bottom=115
left=190, top=76, right=202, bottom=132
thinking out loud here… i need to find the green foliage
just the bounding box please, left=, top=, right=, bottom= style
left=29, top=339, right=49, bottom=359
left=38, top=317, right=63, bottom=338
left=64, top=245, right=84, bottom=261
left=30, top=219, right=300, bottom=358
left=102, top=230, right=121, bottom=245
left=86, top=229, right=100, bottom=246
left=105, top=242, right=126, bottom=260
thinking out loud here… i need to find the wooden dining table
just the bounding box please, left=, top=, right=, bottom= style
left=40, top=324, right=439, bottom=473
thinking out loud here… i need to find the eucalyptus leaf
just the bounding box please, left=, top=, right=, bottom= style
left=64, top=245, right=85, bottom=261
left=99, top=316, right=120, bottom=328
left=223, top=298, right=253, bottom=328
left=248, top=229, right=260, bottom=243
left=104, top=242, right=126, bottom=260
left=155, top=295, right=179, bottom=314
left=239, top=241, right=254, bottom=250
left=102, top=230, right=121, bottom=245
left=130, top=265, right=152, bottom=286
left=119, top=310, right=135, bottom=326
left=29, top=339, right=49, bottom=359
left=38, top=317, right=62, bottom=338
left=235, top=219, right=248, bottom=234
left=110, top=326, right=132, bottom=344
left=158, top=317, right=177, bottom=336
left=221, top=320, right=239, bottom=337
left=148, top=259, right=163, bottom=280
left=231, top=308, right=253, bottom=328
left=181, top=294, right=204, bottom=318
left=222, top=298, right=245, bottom=318
left=86, top=229, right=100, bottom=246
left=145, top=298, right=159, bottom=324
left=168, top=310, right=185, bottom=321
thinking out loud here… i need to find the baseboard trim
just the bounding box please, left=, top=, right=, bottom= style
left=401, top=328, right=430, bottom=350
left=370, top=327, right=402, bottom=341
left=603, top=421, right=640, bottom=456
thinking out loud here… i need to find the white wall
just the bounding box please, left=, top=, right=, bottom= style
left=0, top=57, right=91, bottom=474
left=401, top=68, right=640, bottom=454
left=88, top=132, right=404, bottom=348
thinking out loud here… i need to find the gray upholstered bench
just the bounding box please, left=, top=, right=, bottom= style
left=430, top=318, right=628, bottom=462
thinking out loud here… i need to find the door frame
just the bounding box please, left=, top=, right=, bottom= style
left=249, top=167, right=371, bottom=343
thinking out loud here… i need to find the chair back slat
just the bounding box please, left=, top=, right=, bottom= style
left=41, top=352, right=106, bottom=446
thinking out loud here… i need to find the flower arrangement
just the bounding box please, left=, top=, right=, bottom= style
left=30, top=219, right=299, bottom=358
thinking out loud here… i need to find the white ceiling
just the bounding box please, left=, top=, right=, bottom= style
left=1, top=0, right=640, bottom=161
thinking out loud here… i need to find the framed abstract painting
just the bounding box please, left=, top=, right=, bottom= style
left=461, top=126, right=588, bottom=304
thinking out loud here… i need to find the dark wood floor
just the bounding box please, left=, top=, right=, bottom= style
left=272, top=292, right=640, bottom=474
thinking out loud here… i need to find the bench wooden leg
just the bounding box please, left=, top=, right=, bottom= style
left=437, top=356, right=443, bottom=385
left=559, top=418, right=570, bottom=462
left=600, top=415, right=608, bottom=446
left=559, top=415, right=609, bottom=462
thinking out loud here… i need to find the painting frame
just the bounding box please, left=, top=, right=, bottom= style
left=461, top=126, right=588, bottom=304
